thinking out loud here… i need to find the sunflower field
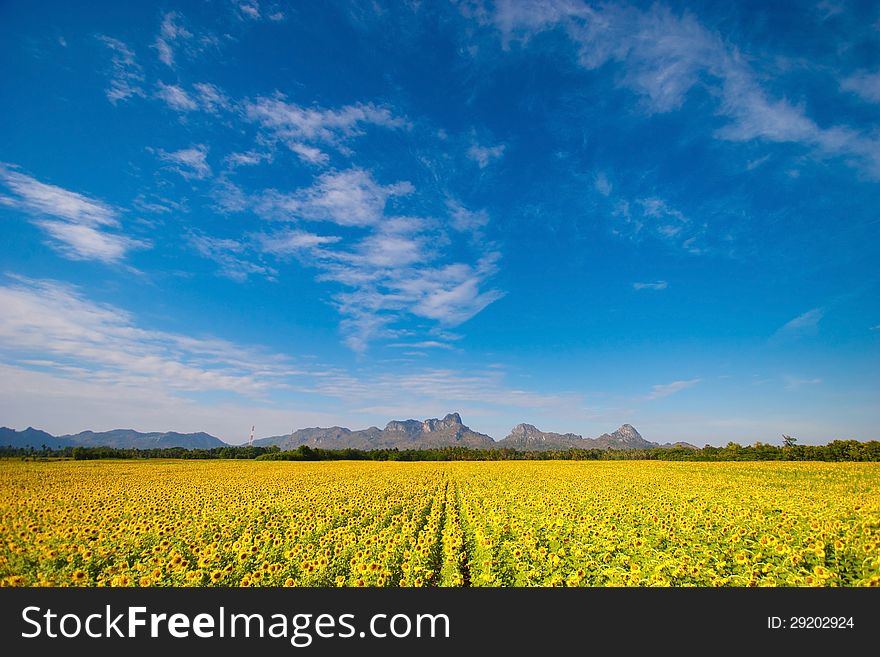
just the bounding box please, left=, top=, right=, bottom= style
left=1, top=460, right=877, bottom=587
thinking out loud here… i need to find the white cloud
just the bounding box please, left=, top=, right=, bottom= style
left=256, top=229, right=341, bottom=256
left=224, top=150, right=273, bottom=168
left=193, top=82, right=231, bottom=113
left=447, top=199, right=490, bottom=233
left=246, top=169, right=503, bottom=351
left=134, top=193, right=186, bottom=215
left=646, top=378, right=701, bottom=400
left=211, top=178, right=249, bottom=213
left=307, top=367, right=585, bottom=431
left=841, top=71, right=880, bottom=104
left=0, top=277, right=299, bottom=397
left=97, top=35, right=145, bottom=104
left=153, top=11, right=192, bottom=67
left=189, top=233, right=276, bottom=282
left=640, top=197, right=686, bottom=221
left=633, top=281, right=668, bottom=290
left=0, top=358, right=587, bottom=443
left=287, top=142, right=329, bottom=166
left=783, top=375, right=822, bottom=390
left=33, top=220, right=147, bottom=264
left=155, top=82, right=229, bottom=114
left=777, top=307, right=824, bottom=336
left=256, top=168, right=413, bottom=227
left=610, top=193, right=703, bottom=253
left=236, top=0, right=261, bottom=20
left=0, top=364, right=336, bottom=444
left=387, top=341, right=455, bottom=350
left=244, top=95, right=406, bottom=163
left=155, top=82, right=198, bottom=112
left=0, top=279, right=589, bottom=442
left=411, top=273, right=505, bottom=325
left=594, top=172, right=612, bottom=196
left=467, top=142, right=505, bottom=168
left=488, top=2, right=880, bottom=178
left=0, top=165, right=146, bottom=263
left=0, top=166, right=116, bottom=226
left=157, top=145, right=212, bottom=180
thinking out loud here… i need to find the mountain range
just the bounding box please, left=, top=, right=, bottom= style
left=0, top=427, right=225, bottom=450
left=253, top=412, right=496, bottom=450
left=1, top=413, right=696, bottom=451
left=493, top=422, right=694, bottom=451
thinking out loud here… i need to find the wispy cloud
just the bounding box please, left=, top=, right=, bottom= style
left=255, top=168, right=413, bottom=227
left=594, top=172, right=612, bottom=196
left=0, top=166, right=116, bottom=226
left=155, top=82, right=198, bottom=112
left=840, top=71, right=880, bottom=104
left=97, top=36, right=144, bottom=104
left=646, top=378, right=701, bottom=400
left=153, top=11, right=192, bottom=67
left=633, top=281, right=668, bottom=290
left=0, top=363, right=332, bottom=444
left=0, top=276, right=298, bottom=395
left=467, top=141, right=505, bottom=168
left=224, top=150, right=273, bottom=168
left=487, top=2, right=880, bottom=178
left=256, top=229, right=341, bottom=255
left=244, top=95, right=407, bottom=164
left=0, top=165, right=146, bottom=263
left=776, top=307, right=824, bottom=336
left=0, top=277, right=575, bottom=441
left=232, top=1, right=285, bottom=22
left=447, top=199, right=489, bottom=234
left=235, top=0, right=261, bottom=20
left=387, top=340, right=456, bottom=350
left=238, top=168, right=503, bottom=350
left=308, top=225, right=503, bottom=351
left=156, top=145, right=212, bottom=180
left=155, top=81, right=230, bottom=114
left=189, top=233, right=276, bottom=282
left=783, top=375, right=822, bottom=390
left=193, top=82, right=231, bottom=113
left=32, top=220, right=146, bottom=264
left=610, top=193, right=705, bottom=254
left=310, top=367, right=580, bottom=418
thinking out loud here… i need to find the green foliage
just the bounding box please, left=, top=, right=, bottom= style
left=2, top=440, right=878, bottom=461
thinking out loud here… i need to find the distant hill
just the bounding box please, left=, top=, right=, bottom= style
left=59, top=429, right=226, bottom=449
left=0, top=427, right=74, bottom=450
left=495, top=423, right=587, bottom=451
left=497, top=423, right=696, bottom=451
left=254, top=413, right=496, bottom=451
left=2, top=416, right=696, bottom=452
left=0, top=427, right=225, bottom=450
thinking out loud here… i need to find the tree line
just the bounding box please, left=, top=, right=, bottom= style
left=1, top=439, right=878, bottom=461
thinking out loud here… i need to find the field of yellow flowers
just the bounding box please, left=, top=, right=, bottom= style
left=1, top=460, right=877, bottom=587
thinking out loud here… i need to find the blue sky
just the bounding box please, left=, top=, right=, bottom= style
left=1, top=1, right=878, bottom=445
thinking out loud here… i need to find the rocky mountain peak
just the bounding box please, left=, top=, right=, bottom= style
left=614, top=424, right=644, bottom=442
left=511, top=423, right=540, bottom=436
left=443, top=412, right=463, bottom=425
left=422, top=412, right=466, bottom=433
left=383, top=419, right=422, bottom=434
